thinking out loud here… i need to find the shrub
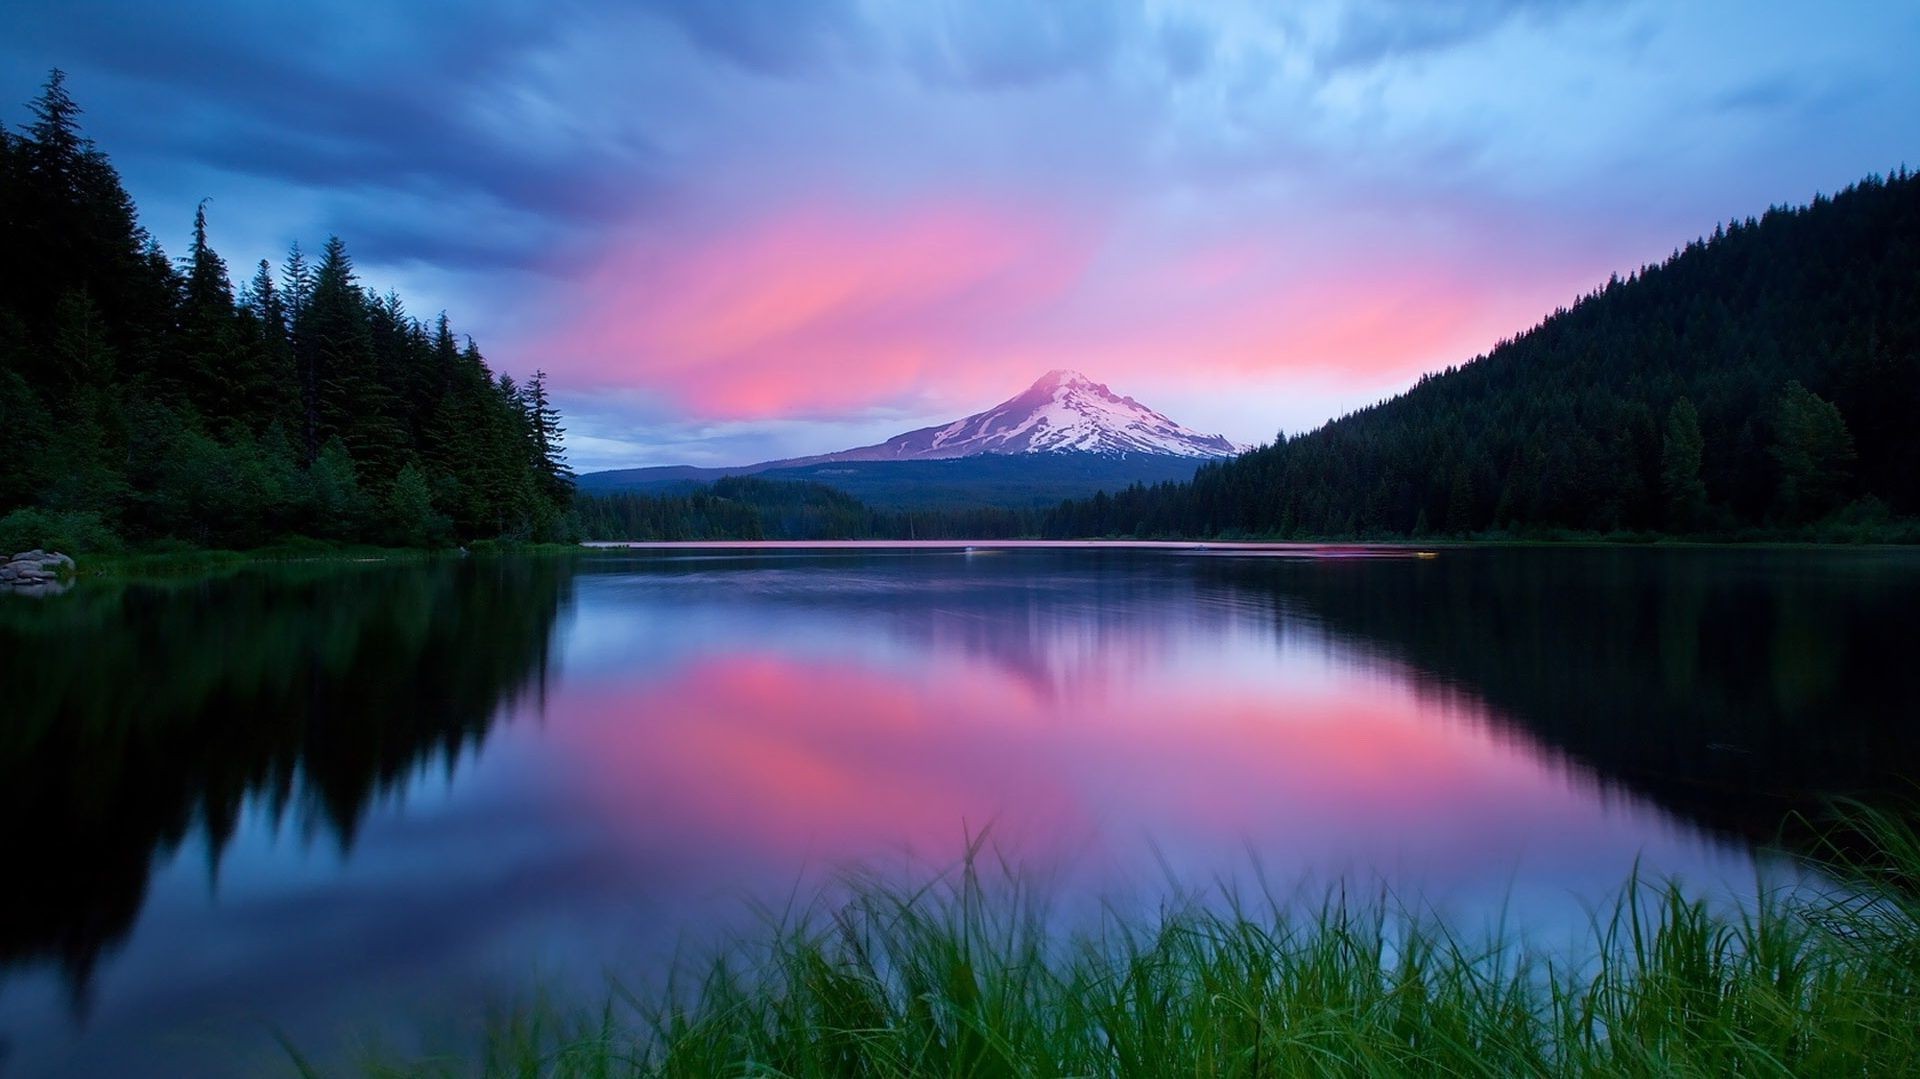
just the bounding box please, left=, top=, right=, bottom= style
left=0, top=507, right=123, bottom=554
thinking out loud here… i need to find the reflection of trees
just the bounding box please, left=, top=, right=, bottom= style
left=0, top=558, right=572, bottom=1009
left=593, top=551, right=1243, bottom=701
left=598, top=548, right=1920, bottom=842
left=1196, top=549, right=1920, bottom=839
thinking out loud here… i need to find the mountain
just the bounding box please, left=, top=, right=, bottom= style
left=1049, top=170, right=1920, bottom=540
left=796, top=369, right=1242, bottom=462
left=578, top=371, right=1243, bottom=508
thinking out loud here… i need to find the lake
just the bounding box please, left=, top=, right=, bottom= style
left=4, top=544, right=1919, bottom=1075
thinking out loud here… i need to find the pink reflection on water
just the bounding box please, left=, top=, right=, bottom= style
left=542, top=643, right=1723, bottom=907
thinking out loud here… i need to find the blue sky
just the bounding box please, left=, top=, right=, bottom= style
left=6, top=1, right=1916, bottom=469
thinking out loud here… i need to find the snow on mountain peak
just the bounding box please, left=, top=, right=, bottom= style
left=1033, top=368, right=1095, bottom=391
left=812, top=371, right=1247, bottom=463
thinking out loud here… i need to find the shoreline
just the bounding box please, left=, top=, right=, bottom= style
left=16, top=534, right=1914, bottom=588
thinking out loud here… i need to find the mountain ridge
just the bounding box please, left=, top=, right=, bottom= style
left=578, top=370, right=1244, bottom=503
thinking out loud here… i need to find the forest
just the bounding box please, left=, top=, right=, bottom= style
left=1048, top=169, right=1920, bottom=541
left=0, top=71, right=574, bottom=554
left=575, top=478, right=1035, bottom=541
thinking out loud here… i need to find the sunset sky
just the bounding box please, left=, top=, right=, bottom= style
left=8, top=1, right=1917, bottom=470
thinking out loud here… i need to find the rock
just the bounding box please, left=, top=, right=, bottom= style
left=2, top=549, right=74, bottom=592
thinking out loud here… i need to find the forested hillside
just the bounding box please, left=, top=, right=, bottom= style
left=1050, top=171, right=1920, bottom=540
left=576, top=478, right=1034, bottom=541
left=0, top=71, right=573, bottom=552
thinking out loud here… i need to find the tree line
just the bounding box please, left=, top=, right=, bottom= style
left=0, top=71, right=573, bottom=553
left=1048, top=170, right=1920, bottom=541
left=576, top=478, right=1037, bottom=541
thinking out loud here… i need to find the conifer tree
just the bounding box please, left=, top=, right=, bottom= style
left=237, top=257, right=300, bottom=435
left=299, top=236, right=404, bottom=479
left=1660, top=397, right=1708, bottom=530
left=0, top=71, right=578, bottom=550
left=522, top=369, right=572, bottom=500
left=177, top=200, right=238, bottom=419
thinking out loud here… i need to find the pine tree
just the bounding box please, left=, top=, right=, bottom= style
left=1660, top=397, right=1708, bottom=530
left=177, top=200, right=238, bottom=419
left=1444, top=464, right=1475, bottom=534
left=0, top=72, right=579, bottom=549
left=46, top=291, right=127, bottom=516
left=521, top=369, right=571, bottom=499
left=298, top=236, right=404, bottom=479
left=237, top=257, right=299, bottom=434
left=280, top=242, right=317, bottom=460
left=10, top=70, right=161, bottom=387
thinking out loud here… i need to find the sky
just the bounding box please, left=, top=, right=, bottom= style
left=5, top=1, right=1917, bottom=471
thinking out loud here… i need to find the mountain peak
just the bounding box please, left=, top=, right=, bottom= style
left=803, top=370, right=1246, bottom=463
left=1032, top=368, right=1097, bottom=392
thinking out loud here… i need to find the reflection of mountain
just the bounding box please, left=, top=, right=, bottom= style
left=588, top=551, right=1245, bottom=700
left=0, top=559, right=572, bottom=1008
left=1192, top=548, right=1920, bottom=839
left=586, top=548, right=1920, bottom=842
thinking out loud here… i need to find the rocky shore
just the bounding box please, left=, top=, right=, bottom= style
left=1, top=549, right=74, bottom=596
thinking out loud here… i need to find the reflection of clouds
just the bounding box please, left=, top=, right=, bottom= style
left=545, top=553, right=1759, bottom=919
left=569, top=553, right=1284, bottom=701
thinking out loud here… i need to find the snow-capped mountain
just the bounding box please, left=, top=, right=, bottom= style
left=804, top=370, right=1244, bottom=463
left=575, top=371, right=1245, bottom=505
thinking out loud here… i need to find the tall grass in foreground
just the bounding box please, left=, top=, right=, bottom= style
left=362, top=811, right=1920, bottom=1078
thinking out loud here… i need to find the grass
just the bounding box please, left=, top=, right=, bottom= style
left=350, top=810, right=1920, bottom=1078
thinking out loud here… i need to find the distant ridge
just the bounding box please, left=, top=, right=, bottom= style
left=578, top=371, right=1244, bottom=506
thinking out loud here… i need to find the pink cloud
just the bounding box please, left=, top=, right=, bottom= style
left=552, top=199, right=1096, bottom=417
left=531, top=188, right=1605, bottom=438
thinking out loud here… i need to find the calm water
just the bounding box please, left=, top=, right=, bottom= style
left=3, top=545, right=1919, bottom=1075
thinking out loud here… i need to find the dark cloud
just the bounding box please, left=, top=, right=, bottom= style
left=1318, top=0, right=1592, bottom=71
left=636, top=0, right=875, bottom=76
left=1709, top=72, right=1867, bottom=124
left=3, top=1, right=655, bottom=272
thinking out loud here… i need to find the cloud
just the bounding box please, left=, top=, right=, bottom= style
left=6, top=0, right=1917, bottom=469
left=1312, top=0, right=1594, bottom=71
left=2, top=1, right=649, bottom=275
left=899, top=0, right=1133, bottom=90
left=549, top=197, right=1098, bottom=418
left=1156, top=16, right=1218, bottom=82
left=635, top=0, right=875, bottom=76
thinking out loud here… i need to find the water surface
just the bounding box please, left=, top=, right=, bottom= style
left=3, top=546, right=1917, bottom=1075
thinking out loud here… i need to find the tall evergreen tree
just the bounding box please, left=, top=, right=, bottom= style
left=521, top=369, right=572, bottom=500
left=297, top=236, right=404, bottom=479
left=236, top=257, right=299, bottom=436
left=0, top=72, right=575, bottom=550
left=177, top=200, right=238, bottom=419
left=45, top=291, right=125, bottom=516
left=9, top=69, right=162, bottom=386
left=280, top=241, right=317, bottom=460
left=1660, top=397, right=1708, bottom=530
